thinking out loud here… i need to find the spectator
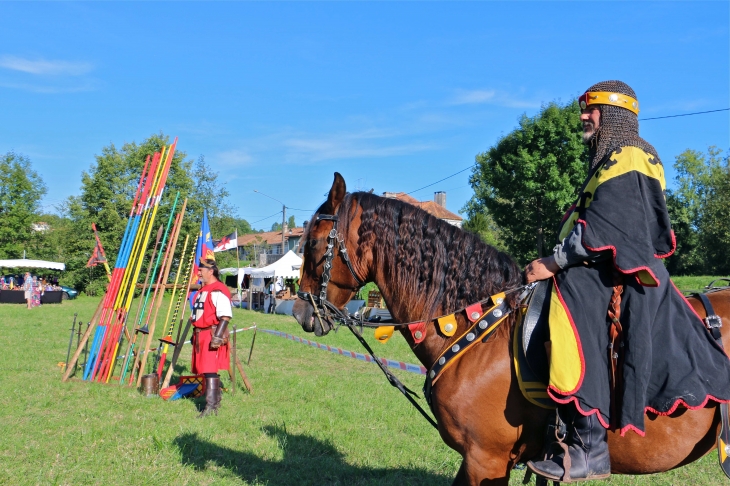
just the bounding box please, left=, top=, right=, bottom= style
left=23, top=272, right=32, bottom=309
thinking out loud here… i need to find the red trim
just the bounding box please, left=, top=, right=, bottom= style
left=672, top=280, right=706, bottom=322
left=548, top=388, right=729, bottom=437
left=576, top=219, right=660, bottom=287
left=560, top=203, right=576, bottom=226
left=654, top=230, right=676, bottom=259
left=546, top=391, right=611, bottom=429
left=548, top=277, right=586, bottom=395
left=672, top=281, right=730, bottom=359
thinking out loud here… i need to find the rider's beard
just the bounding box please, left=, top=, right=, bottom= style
left=582, top=121, right=596, bottom=143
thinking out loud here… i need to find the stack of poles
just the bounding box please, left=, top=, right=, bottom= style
left=86, top=139, right=177, bottom=383
left=119, top=195, right=182, bottom=384
left=129, top=197, right=188, bottom=387
left=157, top=239, right=195, bottom=381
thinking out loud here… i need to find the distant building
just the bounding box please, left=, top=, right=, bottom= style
left=31, top=222, right=50, bottom=233
left=237, top=227, right=305, bottom=265
left=382, top=191, right=463, bottom=228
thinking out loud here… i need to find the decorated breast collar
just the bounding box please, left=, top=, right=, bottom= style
left=423, top=292, right=513, bottom=404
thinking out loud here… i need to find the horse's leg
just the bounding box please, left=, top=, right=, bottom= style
left=451, top=456, right=511, bottom=486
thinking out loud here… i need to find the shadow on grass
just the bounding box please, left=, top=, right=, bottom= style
left=174, top=425, right=451, bottom=485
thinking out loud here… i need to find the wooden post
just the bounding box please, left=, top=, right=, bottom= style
left=235, top=355, right=252, bottom=393
left=62, top=298, right=104, bottom=382
left=231, top=325, right=237, bottom=395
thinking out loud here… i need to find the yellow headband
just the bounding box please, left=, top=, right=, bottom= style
left=579, top=91, right=640, bottom=115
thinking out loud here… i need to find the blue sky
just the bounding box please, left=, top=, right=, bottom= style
left=1, top=2, right=727, bottom=231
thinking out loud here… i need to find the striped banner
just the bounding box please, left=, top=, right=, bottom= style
left=261, top=329, right=427, bottom=375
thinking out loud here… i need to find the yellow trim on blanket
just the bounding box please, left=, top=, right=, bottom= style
left=548, top=285, right=583, bottom=393
left=512, top=320, right=554, bottom=409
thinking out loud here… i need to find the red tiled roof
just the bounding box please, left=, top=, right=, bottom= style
left=385, top=192, right=462, bottom=221
left=237, top=227, right=305, bottom=247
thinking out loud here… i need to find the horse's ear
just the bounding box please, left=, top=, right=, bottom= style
left=326, top=172, right=346, bottom=213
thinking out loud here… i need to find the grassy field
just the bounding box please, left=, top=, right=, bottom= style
left=0, top=277, right=727, bottom=485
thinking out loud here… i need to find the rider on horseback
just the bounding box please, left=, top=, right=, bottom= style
left=523, top=80, right=730, bottom=482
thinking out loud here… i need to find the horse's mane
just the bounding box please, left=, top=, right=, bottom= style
left=336, top=192, right=523, bottom=323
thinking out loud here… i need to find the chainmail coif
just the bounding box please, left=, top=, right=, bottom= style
left=585, top=80, right=661, bottom=169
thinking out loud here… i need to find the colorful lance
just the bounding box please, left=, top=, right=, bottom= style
left=118, top=224, right=164, bottom=384
left=102, top=155, right=175, bottom=384
left=93, top=141, right=176, bottom=382
left=156, top=240, right=195, bottom=380
left=119, top=194, right=181, bottom=384
left=131, top=197, right=187, bottom=386
left=89, top=151, right=164, bottom=381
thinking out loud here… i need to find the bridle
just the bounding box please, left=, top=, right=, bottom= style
left=296, top=213, right=364, bottom=328
left=295, top=207, right=530, bottom=431
left=296, top=210, right=440, bottom=429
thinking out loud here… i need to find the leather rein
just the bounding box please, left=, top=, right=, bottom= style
left=296, top=210, right=531, bottom=430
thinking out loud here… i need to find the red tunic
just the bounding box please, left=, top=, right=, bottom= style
left=190, top=280, right=232, bottom=374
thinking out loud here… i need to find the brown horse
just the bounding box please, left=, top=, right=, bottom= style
left=292, top=173, right=730, bottom=485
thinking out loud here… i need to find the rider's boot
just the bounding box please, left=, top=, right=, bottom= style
left=526, top=404, right=611, bottom=482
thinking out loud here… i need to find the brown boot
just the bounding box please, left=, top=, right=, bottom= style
left=197, top=375, right=221, bottom=418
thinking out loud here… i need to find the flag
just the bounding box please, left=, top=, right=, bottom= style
left=190, top=210, right=215, bottom=309
left=213, top=230, right=238, bottom=252
left=194, top=209, right=215, bottom=271
left=86, top=243, right=107, bottom=268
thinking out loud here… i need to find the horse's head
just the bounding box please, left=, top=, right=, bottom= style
left=293, top=172, right=364, bottom=336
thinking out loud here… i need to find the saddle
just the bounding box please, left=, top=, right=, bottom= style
left=521, top=280, right=551, bottom=382
left=514, top=280, right=554, bottom=409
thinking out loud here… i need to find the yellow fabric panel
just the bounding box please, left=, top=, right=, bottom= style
left=374, top=326, right=394, bottom=343
left=557, top=146, right=664, bottom=241
left=558, top=211, right=580, bottom=241
left=636, top=269, right=658, bottom=286
left=548, top=285, right=583, bottom=393
left=437, top=314, right=458, bottom=336
left=595, top=146, right=665, bottom=191
left=512, top=322, right=554, bottom=410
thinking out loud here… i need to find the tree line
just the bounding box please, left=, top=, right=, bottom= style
left=0, top=133, right=256, bottom=293
left=463, top=101, right=730, bottom=275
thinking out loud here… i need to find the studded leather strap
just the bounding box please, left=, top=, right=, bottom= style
left=423, top=299, right=511, bottom=404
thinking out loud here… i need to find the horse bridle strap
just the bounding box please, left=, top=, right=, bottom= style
left=297, top=213, right=363, bottom=319
left=423, top=297, right=512, bottom=405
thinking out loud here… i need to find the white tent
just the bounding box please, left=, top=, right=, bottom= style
left=237, top=250, right=302, bottom=287
left=0, top=259, right=65, bottom=271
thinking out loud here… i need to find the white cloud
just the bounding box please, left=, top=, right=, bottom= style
left=0, top=55, right=92, bottom=76
left=284, top=129, right=435, bottom=161
left=451, top=89, right=496, bottom=105
left=450, top=88, right=541, bottom=109
left=216, top=149, right=254, bottom=167
left=0, top=80, right=97, bottom=93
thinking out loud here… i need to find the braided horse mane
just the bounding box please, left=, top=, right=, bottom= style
left=337, top=191, right=523, bottom=326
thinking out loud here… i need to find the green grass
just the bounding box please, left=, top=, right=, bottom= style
left=672, top=275, right=730, bottom=293
left=0, top=293, right=728, bottom=485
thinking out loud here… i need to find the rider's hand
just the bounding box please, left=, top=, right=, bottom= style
left=524, top=255, right=560, bottom=284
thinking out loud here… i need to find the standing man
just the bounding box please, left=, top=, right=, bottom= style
left=525, top=80, right=730, bottom=482
left=191, top=258, right=232, bottom=418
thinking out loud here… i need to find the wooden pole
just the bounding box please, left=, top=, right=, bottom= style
left=62, top=298, right=104, bottom=382
left=135, top=198, right=187, bottom=387
left=231, top=325, right=237, bottom=395
left=235, top=355, right=252, bottom=393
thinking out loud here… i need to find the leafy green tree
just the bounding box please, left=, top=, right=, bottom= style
left=62, top=133, right=250, bottom=290
left=665, top=146, right=730, bottom=275
left=0, top=152, right=47, bottom=259
left=466, top=101, right=588, bottom=264
left=271, top=215, right=296, bottom=232
left=460, top=204, right=506, bottom=251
